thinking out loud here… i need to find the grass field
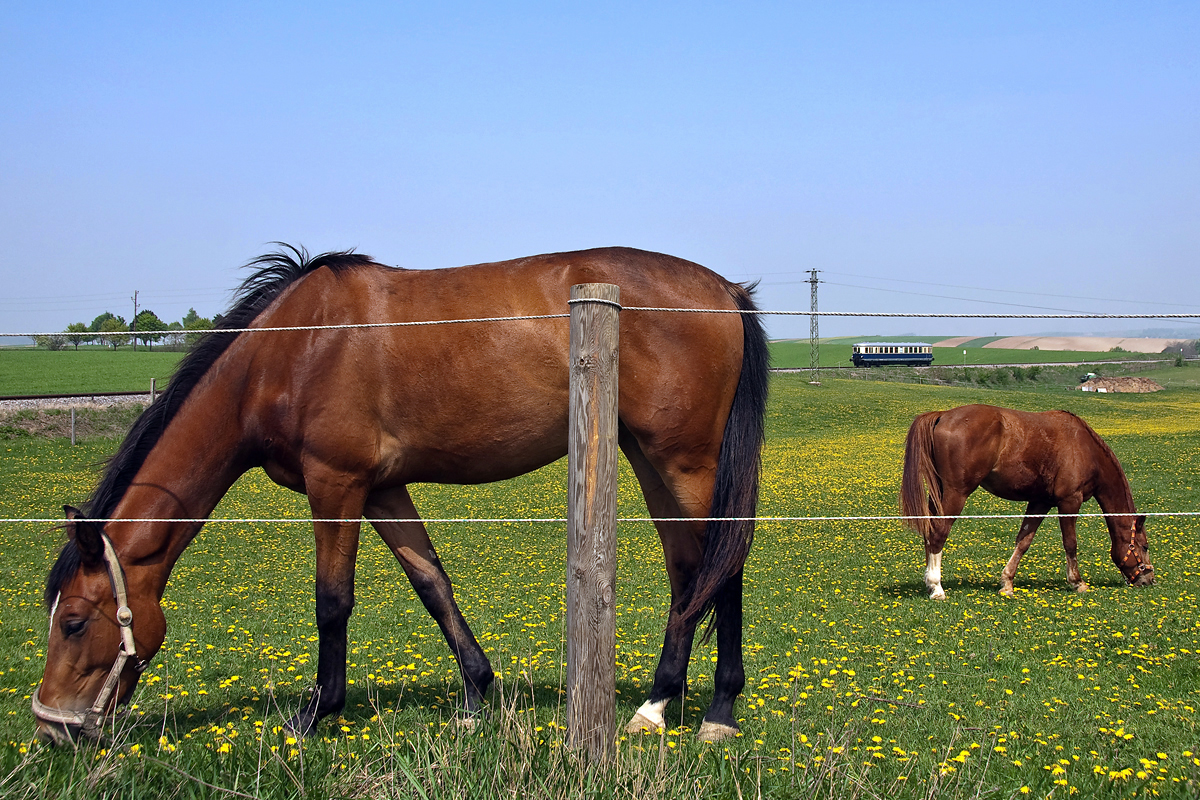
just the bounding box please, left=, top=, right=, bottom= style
left=0, top=343, right=1178, bottom=398
left=0, top=349, right=182, bottom=396
left=1, top=376, right=1199, bottom=798
left=769, top=339, right=1169, bottom=371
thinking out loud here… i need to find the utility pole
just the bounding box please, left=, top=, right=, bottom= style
left=131, top=290, right=138, bottom=352
left=807, top=269, right=821, bottom=384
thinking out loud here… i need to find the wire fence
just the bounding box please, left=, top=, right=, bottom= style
left=4, top=307, right=1200, bottom=339
left=2, top=303, right=1197, bottom=527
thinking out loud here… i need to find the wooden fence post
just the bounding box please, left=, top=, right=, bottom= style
left=566, top=283, right=620, bottom=761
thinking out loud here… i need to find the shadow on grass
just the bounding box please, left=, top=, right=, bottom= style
left=126, top=675, right=697, bottom=740
left=880, top=574, right=1128, bottom=598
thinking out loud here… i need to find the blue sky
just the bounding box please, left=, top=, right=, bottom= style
left=2, top=2, right=1197, bottom=340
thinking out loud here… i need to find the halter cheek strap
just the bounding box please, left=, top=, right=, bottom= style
left=31, top=531, right=147, bottom=738
left=1121, top=541, right=1153, bottom=583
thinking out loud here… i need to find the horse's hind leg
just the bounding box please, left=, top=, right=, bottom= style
left=696, top=568, right=745, bottom=742
left=619, top=435, right=705, bottom=735
left=365, top=486, right=494, bottom=717
left=1056, top=498, right=1088, bottom=592
left=999, top=501, right=1051, bottom=596
left=925, top=491, right=967, bottom=600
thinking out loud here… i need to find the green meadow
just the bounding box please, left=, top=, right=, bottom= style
left=0, top=349, right=181, bottom=397
left=769, top=338, right=1170, bottom=370
left=1, top=375, right=1199, bottom=798
left=0, top=341, right=1181, bottom=397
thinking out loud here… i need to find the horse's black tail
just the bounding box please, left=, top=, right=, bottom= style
left=674, top=283, right=769, bottom=633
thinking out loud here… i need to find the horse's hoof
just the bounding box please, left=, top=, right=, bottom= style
left=696, top=721, right=739, bottom=743
left=283, top=714, right=317, bottom=738
left=1074, top=582, right=1090, bottom=593
left=929, top=590, right=946, bottom=601
left=624, top=712, right=664, bottom=735
left=457, top=715, right=478, bottom=733
left=999, top=586, right=1014, bottom=597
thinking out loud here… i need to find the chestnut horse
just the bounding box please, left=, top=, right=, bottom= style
left=33, top=246, right=768, bottom=745
left=900, top=404, right=1154, bottom=599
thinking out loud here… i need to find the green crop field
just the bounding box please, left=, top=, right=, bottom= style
left=2, top=376, right=1199, bottom=798
left=769, top=339, right=1168, bottom=370
left=0, top=349, right=183, bottom=396
left=1, top=343, right=1187, bottom=397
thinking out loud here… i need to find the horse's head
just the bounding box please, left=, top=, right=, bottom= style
left=1111, top=513, right=1154, bottom=587
left=33, top=508, right=166, bottom=746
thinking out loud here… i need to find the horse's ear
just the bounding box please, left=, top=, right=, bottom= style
left=1136, top=514, right=1147, bottom=528
left=64, top=505, right=104, bottom=567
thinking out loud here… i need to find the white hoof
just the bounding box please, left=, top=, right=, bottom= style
left=625, top=699, right=668, bottom=734
left=625, top=712, right=664, bottom=735
left=929, top=588, right=946, bottom=601
left=1073, top=582, right=1090, bottom=593
left=696, top=721, right=739, bottom=743
left=457, top=715, right=478, bottom=733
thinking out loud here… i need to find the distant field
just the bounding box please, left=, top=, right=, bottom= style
left=0, top=344, right=1184, bottom=398
left=769, top=340, right=1162, bottom=370
left=0, top=348, right=183, bottom=396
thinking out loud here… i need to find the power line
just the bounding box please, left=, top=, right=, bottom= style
left=822, top=270, right=1200, bottom=310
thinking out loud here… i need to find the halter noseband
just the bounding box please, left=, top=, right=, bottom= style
left=32, top=531, right=147, bottom=738
left=1120, top=540, right=1153, bottom=583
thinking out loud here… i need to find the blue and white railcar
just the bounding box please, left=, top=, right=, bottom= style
left=850, top=342, right=934, bottom=367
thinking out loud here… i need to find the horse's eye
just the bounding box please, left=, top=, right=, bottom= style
left=61, top=618, right=88, bottom=638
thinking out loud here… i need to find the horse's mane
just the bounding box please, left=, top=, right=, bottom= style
left=1060, top=409, right=1135, bottom=508
left=46, top=245, right=379, bottom=607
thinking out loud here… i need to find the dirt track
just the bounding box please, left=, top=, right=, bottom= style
left=932, top=335, right=1185, bottom=353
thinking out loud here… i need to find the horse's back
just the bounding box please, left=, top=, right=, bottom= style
left=933, top=404, right=1099, bottom=501
left=239, top=248, right=748, bottom=485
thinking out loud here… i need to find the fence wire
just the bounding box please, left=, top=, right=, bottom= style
left=5, top=511, right=1199, bottom=525
left=5, top=307, right=1200, bottom=339
left=3, top=303, right=1197, bottom=527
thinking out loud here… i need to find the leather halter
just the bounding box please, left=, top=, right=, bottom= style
left=1120, top=539, right=1152, bottom=583
left=32, top=531, right=147, bottom=738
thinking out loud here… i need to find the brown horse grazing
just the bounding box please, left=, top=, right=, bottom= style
left=900, top=404, right=1154, bottom=599
left=33, top=246, right=768, bottom=746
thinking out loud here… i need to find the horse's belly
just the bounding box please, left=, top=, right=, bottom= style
left=380, top=420, right=569, bottom=486
left=980, top=473, right=1055, bottom=504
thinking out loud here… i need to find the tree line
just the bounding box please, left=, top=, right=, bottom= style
left=36, top=308, right=223, bottom=351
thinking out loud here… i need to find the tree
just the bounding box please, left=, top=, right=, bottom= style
left=183, top=308, right=214, bottom=347
left=164, top=320, right=185, bottom=348
left=133, top=309, right=168, bottom=349
left=65, top=322, right=90, bottom=350
left=89, top=311, right=116, bottom=332
left=33, top=334, right=66, bottom=350
left=97, top=316, right=130, bottom=350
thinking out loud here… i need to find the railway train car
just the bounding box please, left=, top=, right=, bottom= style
left=850, top=342, right=934, bottom=367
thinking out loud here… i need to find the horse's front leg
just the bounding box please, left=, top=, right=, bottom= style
left=366, top=486, right=494, bottom=719
left=1056, top=498, right=1088, bottom=593
left=1000, top=502, right=1051, bottom=596
left=285, top=479, right=367, bottom=737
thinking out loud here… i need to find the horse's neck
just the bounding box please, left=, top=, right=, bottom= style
left=1090, top=443, right=1135, bottom=516
left=108, top=387, right=252, bottom=596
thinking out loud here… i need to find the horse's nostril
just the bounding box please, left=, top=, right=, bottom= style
left=35, top=721, right=76, bottom=747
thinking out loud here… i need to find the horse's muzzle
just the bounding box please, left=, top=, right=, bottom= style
left=1130, top=567, right=1156, bottom=587
left=34, top=718, right=85, bottom=747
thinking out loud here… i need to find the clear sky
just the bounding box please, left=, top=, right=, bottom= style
left=2, top=2, right=1197, bottom=341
